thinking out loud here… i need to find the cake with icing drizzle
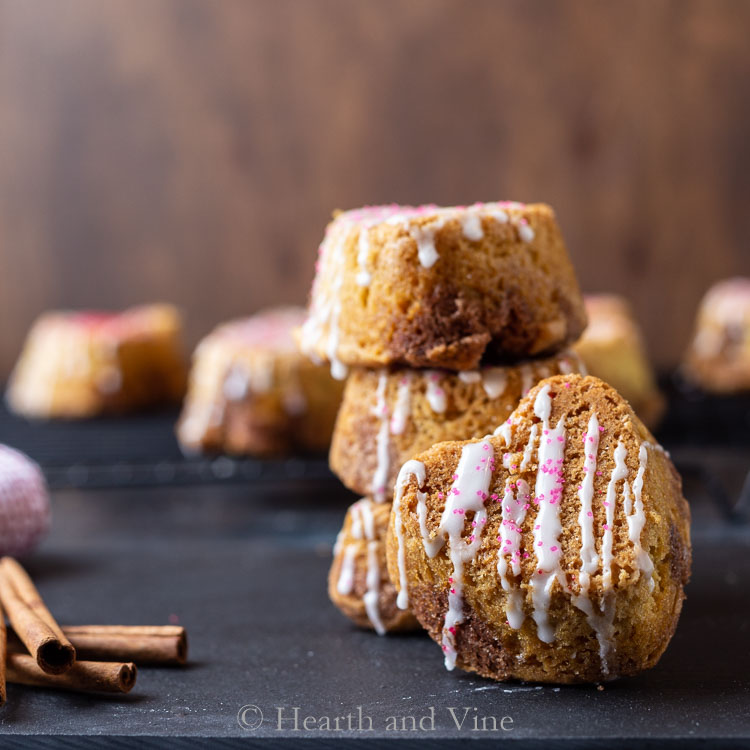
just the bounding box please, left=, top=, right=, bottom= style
left=329, top=496, right=420, bottom=635
left=177, top=307, right=344, bottom=456
left=574, top=294, right=664, bottom=428
left=386, top=374, right=691, bottom=683
left=6, top=304, right=187, bottom=418
left=299, top=202, right=587, bottom=374
left=330, top=350, right=586, bottom=502
left=683, top=277, right=750, bottom=393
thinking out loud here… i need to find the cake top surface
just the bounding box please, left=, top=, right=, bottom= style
left=333, top=200, right=535, bottom=229
left=213, top=306, right=306, bottom=351
left=36, top=304, right=178, bottom=338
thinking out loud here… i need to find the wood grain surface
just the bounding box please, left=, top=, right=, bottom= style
left=0, top=0, right=749, bottom=375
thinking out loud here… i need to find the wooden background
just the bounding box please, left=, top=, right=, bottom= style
left=1, top=0, right=749, bottom=376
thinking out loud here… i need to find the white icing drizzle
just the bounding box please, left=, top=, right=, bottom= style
left=337, top=498, right=386, bottom=634
left=571, top=587, right=616, bottom=676
left=570, top=412, right=616, bottom=672
left=394, top=460, right=427, bottom=610
left=520, top=424, right=539, bottom=471
left=424, top=371, right=447, bottom=413
left=487, top=207, right=509, bottom=224
left=519, top=364, right=535, bottom=395
left=410, top=218, right=446, bottom=268
left=300, top=226, right=350, bottom=379
left=436, top=439, right=494, bottom=669
left=337, top=546, right=357, bottom=595
left=577, top=414, right=601, bottom=585
left=458, top=371, right=481, bottom=384
left=602, top=442, right=629, bottom=591
left=529, top=384, right=567, bottom=644
left=517, top=219, right=535, bottom=243
left=356, top=226, right=373, bottom=287
left=222, top=366, right=249, bottom=401
left=461, top=212, right=484, bottom=241
left=390, top=373, right=413, bottom=435
left=371, top=373, right=391, bottom=503
left=497, top=478, right=530, bottom=628
left=482, top=368, right=508, bottom=399
left=494, top=420, right=513, bottom=444
left=363, top=541, right=386, bottom=635
left=625, top=444, right=655, bottom=590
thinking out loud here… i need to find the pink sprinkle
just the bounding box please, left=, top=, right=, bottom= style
left=603, top=524, right=609, bottom=530
left=550, top=545, right=558, bottom=552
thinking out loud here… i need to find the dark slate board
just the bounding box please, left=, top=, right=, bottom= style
left=0, top=480, right=748, bottom=749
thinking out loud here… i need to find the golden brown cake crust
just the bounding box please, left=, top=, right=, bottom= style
left=574, top=294, right=664, bottom=428
left=330, top=350, right=585, bottom=500
left=683, top=277, right=750, bottom=393
left=328, top=497, right=420, bottom=634
left=6, top=305, right=187, bottom=418
left=177, top=308, right=344, bottom=457
left=300, top=202, right=587, bottom=372
left=386, top=374, right=691, bottom=684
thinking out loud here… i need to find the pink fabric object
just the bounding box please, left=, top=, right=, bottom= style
left=0, top=444, right=50, bottom=556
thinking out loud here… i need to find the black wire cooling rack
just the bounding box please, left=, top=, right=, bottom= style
left=0, top=379, right=748, bottom=524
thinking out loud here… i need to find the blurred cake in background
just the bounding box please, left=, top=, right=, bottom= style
left=683, top=277, right=750, bottom=393
left=573, top=294, right=664, bottom=428
left=177, top=307, right=345, bottom=457
left=6, top=304, right=187, bottom=418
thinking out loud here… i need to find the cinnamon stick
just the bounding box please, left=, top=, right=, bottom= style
left=0, top=557, right=75, bottom=674
left=0, top=598, right=6, bottom=706
left=6, top=652, right=136, bottom=694
left=61, top=625, right=188, bottom=666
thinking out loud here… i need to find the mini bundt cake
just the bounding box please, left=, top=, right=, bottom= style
left=683, top=277, right=750, bottom=393
left=299, top=202, right=587, bottom=374
left=330, top=350, right=586, bottom=502
left=574, top=294, right=664, bottom=428
left=386, top=374, right=690, bottom=684
left=329, top=496, right=420, bottom=635
left=177, top=307, right=345, bottom=456
left=6, top=305, right=187, bottom=418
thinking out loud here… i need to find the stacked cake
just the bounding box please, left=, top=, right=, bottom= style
left=300, top=201, right=690, bottom=683
left=299, top=202, right=589, bottom=632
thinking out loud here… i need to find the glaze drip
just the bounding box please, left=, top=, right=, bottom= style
left=371, top=373, right=391, bottom=503
left=497, top=477, right=530, bottom=628
left=336, top=498, right=386, bottom=635
left=424, top=371, right=447, bottom=413
left=394, top=460, right=427, bottom=610
left=529, top=384, right=567, bottom=643
left=436, top=439, right=495, bottom=669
